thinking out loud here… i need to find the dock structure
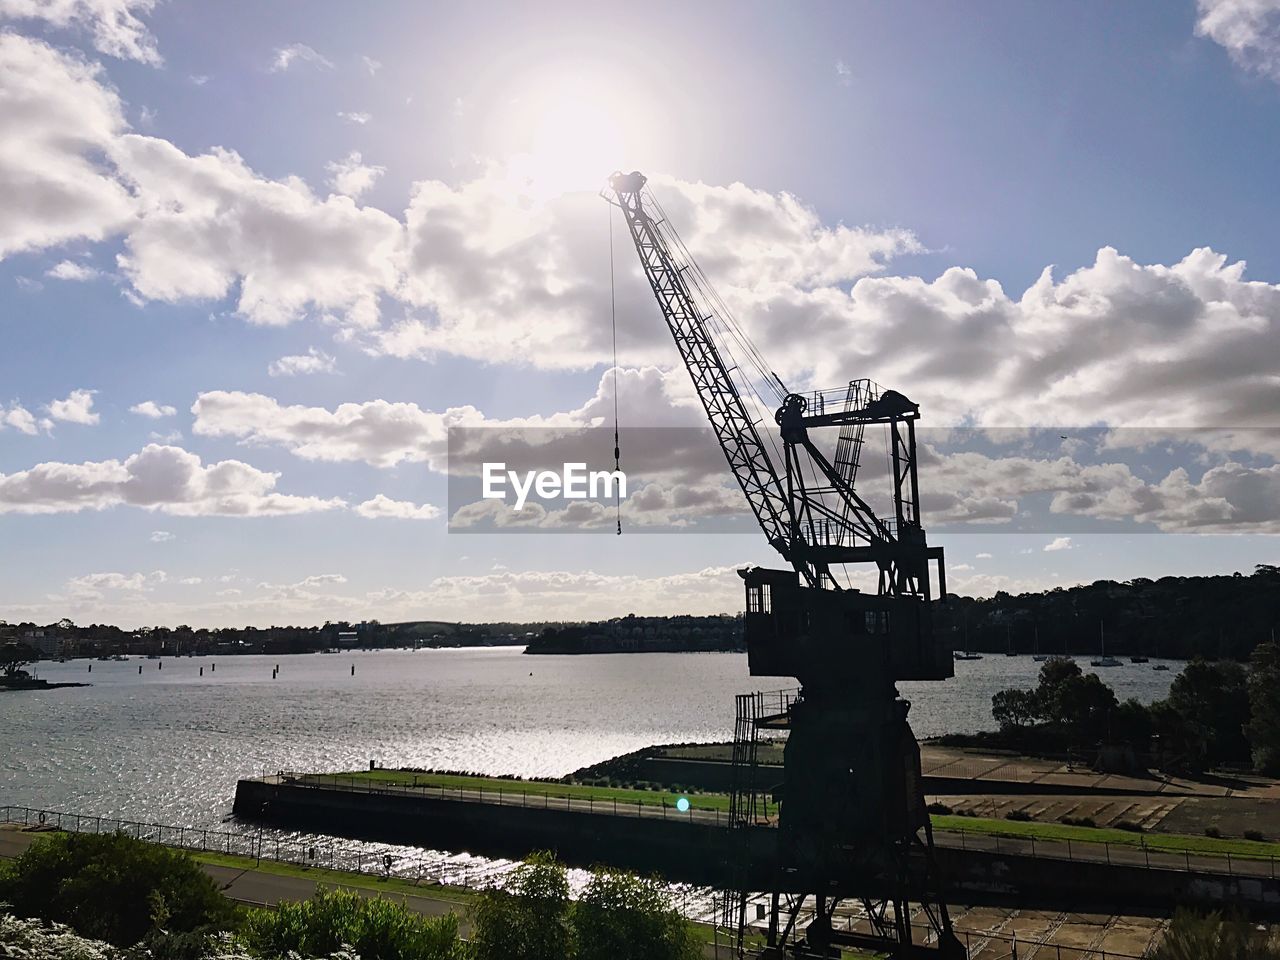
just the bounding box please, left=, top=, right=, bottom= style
left=234, top=773, right=1280, bottom=920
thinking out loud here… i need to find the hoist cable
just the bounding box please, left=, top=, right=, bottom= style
left=609, top=201, right=621, bottom=535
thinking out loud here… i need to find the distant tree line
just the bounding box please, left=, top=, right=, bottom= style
left=940, top=564, right=1280, bottom=661
left=525, top=614, right=744, bottom=655
left=986, top=642, right=1280, bottom=774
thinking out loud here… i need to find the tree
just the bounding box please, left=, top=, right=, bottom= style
left=470, top=851, right=573, bottom=960
left=0, top=832, right=235, bottom=947
left=991, top=688, right=1039, bottom=732
left=0, top=641, right=37, bottom=678
left=1166, top=659, right=1250, bottom=765
left=1247, top=642, right=1280, bottom=774
left=572, top=868, right=701, bottom=960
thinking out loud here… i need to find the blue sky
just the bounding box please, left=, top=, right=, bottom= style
left=1, top=0, right=1278, bottom=627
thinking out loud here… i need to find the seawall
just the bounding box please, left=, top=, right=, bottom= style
left=234, top=777, right=1280, bottom=917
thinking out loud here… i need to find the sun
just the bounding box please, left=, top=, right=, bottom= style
left=488, top=69, right=649, bottom=198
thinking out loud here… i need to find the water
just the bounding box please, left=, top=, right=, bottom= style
left=2, top=648, right=1182, bottom=828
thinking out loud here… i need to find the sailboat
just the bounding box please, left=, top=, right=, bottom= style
left=1004, top=624, right=1017, bottom=656
left=954, top=617, right=983, bottom=660
left=1032, top=625, right=1049, bottom=662
left=1091, top=620, right=1121, bottom=667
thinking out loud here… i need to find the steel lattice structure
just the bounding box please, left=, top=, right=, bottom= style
left=608, top=171, right=964, bottom=959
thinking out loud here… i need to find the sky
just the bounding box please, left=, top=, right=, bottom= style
left=1, top=0, right=1279, bottom=628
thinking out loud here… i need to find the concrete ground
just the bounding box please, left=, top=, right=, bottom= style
left=922, top=745, right=1280, bottom=841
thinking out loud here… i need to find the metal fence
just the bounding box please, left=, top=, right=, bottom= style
left=277, top=771, right=725, bottom=825
left=0, top=804, right=505, bottom=888
left=939, top=822, right=1279, bottom=879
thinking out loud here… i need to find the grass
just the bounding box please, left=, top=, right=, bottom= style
left=933, top=814, right=1280, bottom=860
left=316, top=769, right=738, bottom=814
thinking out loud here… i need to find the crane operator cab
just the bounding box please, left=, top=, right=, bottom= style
left=740, top=566, right=953, bottom=684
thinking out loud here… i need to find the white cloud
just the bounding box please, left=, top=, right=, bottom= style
left=267, top=347, right=337, bottom=377
left=192, top=390, right=453, bottom=468
left=1043, top=536, right=1073, bottom=552
left=383, top=170, right=919, bottom=369
left=46, top=260, right=99, bottom=281
left=337, top=110, right=371, bottom=125
left=835, top=60, right=853, bottom=86
left=190, top=366, right=694, bottom=471
left=1197, top=0, right=1280, bottom=82
left=0, top=35, right=135, bottom=259
left=47, top=389, right=99, bottom=425
left=149, top=529, right=173, bottom=542
left=1, top=403, right=39, bottom=435
left=112, top=135, right=404, bottom=328
left=67, top=569, right=165, bottom=596
left=354, top=494, right=440, bottom=520
left=361, top=55, right=381, bottom=76
left=975, top=552, right=993, bottom=559
left=0, top=0, right=162, bottom=64
left=269, top=43, right=332, bottom=73
left=0, top=443, right=343, bottom=516
left=179, top=576, right=201, bottom=584
left=327, top=151, right=384, bottom=199
left=130, top=400, right=175, bottom=418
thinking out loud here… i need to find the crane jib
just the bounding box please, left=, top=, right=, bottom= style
left=610, top=178, right=802, bottom=578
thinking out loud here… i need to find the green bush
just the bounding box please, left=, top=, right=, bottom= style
left=572, top=867, right=701, bottom=960
left=0, top=831, right=235, bottom=947
left=1004, top=809, right=1033, bottom=822
left=926, top=802, right=952, bottom=815
left=240, top=887, right=461, bottom=960
left=1061, top=816, right=1097, bottom=828
left=1205, top=826, right=1223, bottom=838
left=1114, top=819, right=1144, bottom=832
left=1245, top=829, right=1267, bottom=842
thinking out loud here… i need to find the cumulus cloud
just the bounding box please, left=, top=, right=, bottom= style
left=379, top=171, right=918, bottom=369
left=46, top=259, right=99, bottom=281
left=336, top=110, right=370, bottom=125
left=0, top=34, right=135, bottom=258
left=1, top=403, right=39, bottom=435
left=327, top=151, right=384, bottom=199
left=269, top=43, right=331, bottom=73
left=192, top=390, right=456, bottom=468
left=0, top=443, right=343, bottom=516
left=113, top=136, right=404, bottom=328
left=1197, top=0, right=1280, bottom=82
left=0, top=0, right=162, bottom=64
left=267, top=347, right=337, bottom=377
left=1043, top=536, right=1073, bottom=552
left=47, top=389, right=99, bottom=425
left=130, top=400, right=175, bottom=418
left=354, top=494, right=440, bottom=520
left=149, top=529, right=173, bottom=542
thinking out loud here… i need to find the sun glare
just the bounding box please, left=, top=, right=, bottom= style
left=489, top=70, right=648, bottom=198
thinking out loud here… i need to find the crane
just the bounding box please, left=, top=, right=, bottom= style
left=607, top=171, right=962, bottom=960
